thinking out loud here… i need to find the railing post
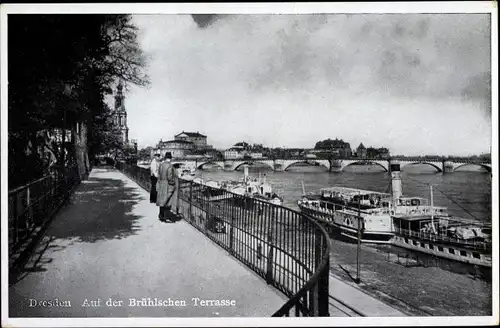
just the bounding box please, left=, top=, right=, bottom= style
left=13, top=193, right=19, bottom=245
left=204, top=191, right=210, bottom=233
left=27, top=186, right=32, bottom=229
left=312, top=228, right=321, bottom=316
left=229, top=209, right=235, bottom=255
left=189, top=181, right=193, bottom=222
left=18, top=191, right=26, bottom=239
left=318, top=235, right=330, bottom=317
left=176, top=177, right=180, bottom=215
left=266, top=206, right=275, bottom=285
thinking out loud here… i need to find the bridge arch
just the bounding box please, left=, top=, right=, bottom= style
left=234, top=161, right=274, bottom=171
left=400, top=162, right=442, bottom=172
left=197, top=161, right=224, bottom=170
left=341, top=161, right=388, bottom=172
left=283, top=160, right=330, bottom=171
left=453, top=163, right=492, bottom=173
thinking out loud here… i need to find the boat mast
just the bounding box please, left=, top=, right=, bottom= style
left=244, top=165, right=249, bottom=182
left=390, top=162, right=402, bottom=212
left=430, top=185, right=437, bottom=234
left=356, top=191, right=362, bottom=284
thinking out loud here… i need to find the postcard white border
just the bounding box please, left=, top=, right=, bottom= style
left=1, top=2, right=498, bottom=327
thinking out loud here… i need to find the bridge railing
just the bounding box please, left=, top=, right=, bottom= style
left=117, top=162, right=331, bottom=317
left=8, top=166, right=81, bottom=267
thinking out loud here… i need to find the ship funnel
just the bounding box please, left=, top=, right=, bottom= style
left=390, top=162, right=403, bottom=201
left=244, top=165, right=249, bottom=180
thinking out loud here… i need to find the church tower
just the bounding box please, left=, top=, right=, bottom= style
left=114, top=81, right=129, bottom=144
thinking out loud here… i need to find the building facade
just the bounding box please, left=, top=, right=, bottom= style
left=223, top=142, right=264, bottom=160
left=224, top=149, right=242, bottom=159
left=174, top=131, right=208, bottom=149
left=249, top=152, right=263, bottom=159
left=154, top=139, right=195, bottom=158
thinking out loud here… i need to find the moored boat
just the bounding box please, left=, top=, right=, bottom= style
left=298, top=162, right=492, bottom=267
left=176, top=163, right=196, bottom=181
left=298, top=188, right=395, bottom=243
left=223, top=166, right=284, bottom=206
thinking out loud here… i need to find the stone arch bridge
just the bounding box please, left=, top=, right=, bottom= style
left=171, top=157, right=491, bottom=173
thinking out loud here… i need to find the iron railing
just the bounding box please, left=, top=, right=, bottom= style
left=117, top=162, right=331, bottom=317
left=8, top=166, right=81, bottom=266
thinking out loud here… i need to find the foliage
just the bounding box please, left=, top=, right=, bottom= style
left=233, top=141, right=250, bottom=150
left=89, top=103, right=125, bottom=156
left=8, top=14, right=149, bottom=188
left=138, top=146, right=154, bottom=160
left=314, top=138, right=351, bottom=150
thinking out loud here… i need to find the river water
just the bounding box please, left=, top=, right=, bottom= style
left=194, top=164, right=492, bottom=224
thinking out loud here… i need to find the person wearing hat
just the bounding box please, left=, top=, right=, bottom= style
left=156, top=152, right=178, bottom=222
left=149, top=153, right=161, bottom=203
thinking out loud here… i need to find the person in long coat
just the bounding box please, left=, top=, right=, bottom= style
left=156, top=152, right=178, bottom=221
left=149, top=153, right=160, bottom=203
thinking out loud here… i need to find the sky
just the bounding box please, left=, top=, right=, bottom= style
left=122, top=13, right=492, bottom=156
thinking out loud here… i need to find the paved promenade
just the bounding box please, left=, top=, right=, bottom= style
left=9, top=168, right=287, bottom=317
left=9, top=167, right=406, bottom=318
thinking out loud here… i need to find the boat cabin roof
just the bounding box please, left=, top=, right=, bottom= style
left=398, top=196, right=428, bottom=202
left=395, top=197, right=430, bottom=206
left=320, top=186, right=390, bottom=198
left=393, top=215, right=436, bottom=221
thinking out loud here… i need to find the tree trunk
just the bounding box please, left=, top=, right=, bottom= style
left=74, top=121, right=90, bottom=180
left=29, top=131, right=42, bottom=182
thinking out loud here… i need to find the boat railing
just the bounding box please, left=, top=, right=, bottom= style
left=301, top=199, right=388, bottom=216
left=396, top=228, right=491, bottom=250
left=118, top=162, right=331, bottom=317
left=394, top=205, right=449, bottom=217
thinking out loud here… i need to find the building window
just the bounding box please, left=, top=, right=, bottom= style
left=438, top=246, right=444, bottom=252
left=460, top=250, right=467, bottom=257
left=412, top=240, right=418, bottom=246
left=472, top=252, right=481, bottom=259
left=448, top=248, right=455, bottom=254
left=428, top=244, right=434, bottom=250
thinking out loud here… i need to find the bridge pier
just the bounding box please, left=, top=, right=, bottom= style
left=442, top=160, right=453, bottom=173
left=388, top=159, right=400, bottom=174
left=273, top=160, right=284, bottom=172
left=327, top=159, right=333, bottom=172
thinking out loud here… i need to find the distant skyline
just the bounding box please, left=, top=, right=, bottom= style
left=121, top=13, right=492, bottom=156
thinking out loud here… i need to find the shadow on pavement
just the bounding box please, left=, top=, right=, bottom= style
left=10, top=168, right=144, bottom=286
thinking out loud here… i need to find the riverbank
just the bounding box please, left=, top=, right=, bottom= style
left=328, top=237, right=492, bottom=316
left=134, top=164, right=492, bottom=315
